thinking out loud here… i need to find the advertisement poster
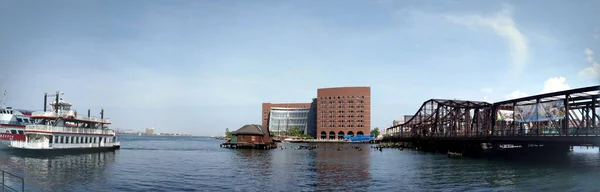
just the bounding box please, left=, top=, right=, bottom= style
left=514, top=100, right=565, bottom=122
left=497, top=110, right=514, bottom=121
left=515, top=104, right=537, bottom=122
left=537, top=100, right=566, bottom=121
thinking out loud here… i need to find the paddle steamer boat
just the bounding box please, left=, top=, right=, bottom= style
left=7, top=91, right=120, bottom=152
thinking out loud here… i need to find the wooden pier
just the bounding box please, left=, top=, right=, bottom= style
left=220, top=142, right=277, bottom=150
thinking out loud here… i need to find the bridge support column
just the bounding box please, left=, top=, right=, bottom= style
left=564, top=94, right=570, bottom=136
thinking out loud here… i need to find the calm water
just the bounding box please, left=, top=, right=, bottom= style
left=1, top=136, right=600, bottom=192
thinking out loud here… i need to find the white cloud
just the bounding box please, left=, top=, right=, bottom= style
left=444, top=5, right=528, bottom=75
left=579, top=48, right=600, bottom=80
left=506, top=90, right=528, bottom=99
left=483, top=96, right=489, bottom=102
left=506, top=76, right=573, bottom=99
left=480, top=88, right=494, bottom=93
left=585, top=48, right=594, bottom=62
left=540, top=77, right=571, bottom=94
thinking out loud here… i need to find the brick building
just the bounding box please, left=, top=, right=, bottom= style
left=316, top=87, right=371, bottom=139
left=262, top=86, right=370, bottom=139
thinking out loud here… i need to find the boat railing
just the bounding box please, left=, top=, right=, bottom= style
left=31, top=111, right=74, bottom=117
left=1, top=169, right=25, bottom=192
left=25, top=125, right=115, bottom=135
left=30, top=111, right=110, bottom=123
left=0, top=120, right=28, bottom=126
left=76, top=116, right=110, bottom=124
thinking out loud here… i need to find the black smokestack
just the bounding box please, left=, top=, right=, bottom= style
left=43, top=93, right=47, bottom=112
left=54, top=91, right=59, bottom=113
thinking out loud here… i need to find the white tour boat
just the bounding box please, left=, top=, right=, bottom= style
left=0, top=91, right=34, bottom=147
left=7, top=91, right=120, bottom=152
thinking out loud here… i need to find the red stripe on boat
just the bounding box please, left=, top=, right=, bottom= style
left=0, top=124, right=25, bottom=128
left=0, top=133, right=26, bottom=141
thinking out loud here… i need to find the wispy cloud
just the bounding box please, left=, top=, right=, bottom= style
left=506, top=90, right=528, bottom=99
left=579, top=48, right=600, bottom=80
left=443, top=5, right=528, bottom=75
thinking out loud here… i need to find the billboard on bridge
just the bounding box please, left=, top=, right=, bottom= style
left=497, top=110, right=514, bottom=121
left=514, top=100, right=565, bottom=122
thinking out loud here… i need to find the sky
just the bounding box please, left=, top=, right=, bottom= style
left=1, top=0, right=599, bottom=136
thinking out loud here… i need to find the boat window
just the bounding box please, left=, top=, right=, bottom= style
left=17, top=130, right=23, bottom=135
left=10, top=130, right=16, bottom=134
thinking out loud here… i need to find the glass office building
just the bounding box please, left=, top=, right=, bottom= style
left=269, top=107, right=310, bottom=135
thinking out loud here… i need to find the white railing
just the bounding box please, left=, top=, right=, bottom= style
left=31, top=111, right=74, bottom=117
left=25, top=125, right=115, bottom=135
left=0, top=120, right=28, bottom=126
left=10, top=141, right=50, bottom=149
left=31, top=111, right=110, bottom=123
left=77, top=116, right=110, bottom=124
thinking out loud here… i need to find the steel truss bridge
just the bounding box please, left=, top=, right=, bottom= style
left=383, top=85, right=600, bottom=146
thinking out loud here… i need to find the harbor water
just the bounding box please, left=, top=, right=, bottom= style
left=1, top=136, right=599, bottom=191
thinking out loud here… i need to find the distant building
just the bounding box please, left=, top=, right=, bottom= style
left=262, top=102, right=315, bottom=137
left=124, top=129, right=136, bottom=134
left=145, top=128, right=155, bottom=135
left=393, top=120, right=404, bottom=126
left=404, top=115, right=414, bottom=123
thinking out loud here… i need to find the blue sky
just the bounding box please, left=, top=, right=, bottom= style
left=1, top=0, right=599, bottom=136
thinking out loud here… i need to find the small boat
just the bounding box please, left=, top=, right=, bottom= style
left=447, top=151, right=463, bottom=159
left=283, top=138, right=304, bottom=143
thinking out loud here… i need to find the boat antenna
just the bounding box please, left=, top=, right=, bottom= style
left=2, top=90, right=5, bottom=107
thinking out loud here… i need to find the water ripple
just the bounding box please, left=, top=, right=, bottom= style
left=1, top=137, right=599, bottom=191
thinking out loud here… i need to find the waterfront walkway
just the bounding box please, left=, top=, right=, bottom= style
left=384, top=86, right=600, bottom=147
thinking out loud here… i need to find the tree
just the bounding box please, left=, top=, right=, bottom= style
left=225, top=128, right=232, bottom=138
left=288, top=126, right=302, bottom=136
left=370, top=127, right=380, bottom=137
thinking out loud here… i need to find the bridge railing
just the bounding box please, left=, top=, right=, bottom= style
left=385, top=126, right=600, bottom=140
left=1, top=169, right=24, bottom=192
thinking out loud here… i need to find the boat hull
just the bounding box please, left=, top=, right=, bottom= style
left=6, top=145, right=120, bottom=156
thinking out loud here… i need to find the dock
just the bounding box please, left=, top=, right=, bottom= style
left=220, top=142, right=276, bottom=149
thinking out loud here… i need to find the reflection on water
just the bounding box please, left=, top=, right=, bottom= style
left=314, top=143, right=371, bottom=191
left=1, top=150, right=116, bottom=191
